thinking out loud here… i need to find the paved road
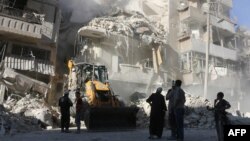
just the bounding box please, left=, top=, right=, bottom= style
left=1, top=128, right=217, bottom=141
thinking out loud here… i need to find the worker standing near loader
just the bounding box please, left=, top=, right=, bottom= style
left=146, top=87, right=167, bottom=139
left=75, top=90, right=83, bottom=133
left=59, top=91, right=73, bottom=133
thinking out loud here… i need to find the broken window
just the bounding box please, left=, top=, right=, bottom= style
left=0, top=41, right=8, bottom=62
left=11, top=44, right=50, bottom=61
left=247, top=39, right=250, bottom=47
left=9, top=0, right=28, bottom=10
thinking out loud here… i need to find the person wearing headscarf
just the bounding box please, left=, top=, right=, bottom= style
left=146, top=87, right=167, bottom=139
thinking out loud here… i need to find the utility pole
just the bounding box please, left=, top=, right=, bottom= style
left=204, top=0, right=211, bottom=99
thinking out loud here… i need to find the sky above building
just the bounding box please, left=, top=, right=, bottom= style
left=231, top=0, right=250, bottom=29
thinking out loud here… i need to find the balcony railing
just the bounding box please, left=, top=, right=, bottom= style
left=180, top=38, right=237, bottom=61
left=0, top=1, right=55, bottom=41
left=220, top=0, right=233, bottom=8
left=210, top=15, right=235, bottom=34
left=0, top=2, right=43, bottom=24
left=179, top=6, right=206, bottom=24
left=4, top=55, right=55, bottom=76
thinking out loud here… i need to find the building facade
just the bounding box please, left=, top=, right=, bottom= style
left=0, top=0, right=61, bottom=104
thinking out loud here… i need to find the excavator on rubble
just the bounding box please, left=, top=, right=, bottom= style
left=68, top=61, right=138, bottom=130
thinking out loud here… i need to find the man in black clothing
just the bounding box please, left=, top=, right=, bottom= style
left=146, top=87, right=167, bottom=139
left=59, top=91, right=73, bottom=133
left=214, top=92, right=231, bottom=141
left=173, top=80, right=185, bottom=141
left=166, top=81, right=177, bottom=140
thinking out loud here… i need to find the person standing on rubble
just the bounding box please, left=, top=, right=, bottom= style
left=146, top=87, right=167, bottom=139
left=166, top=80, right=177, bottom=140
left=173, top=80, right=185, bottom=141
left=59, top=90, right=73, bottom=133
left=75, top=90, right=83, bottom=133
left=209, top=92, right=231, bottom=141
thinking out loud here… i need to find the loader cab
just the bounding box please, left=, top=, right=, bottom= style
left=80, top=64, right=108, bottom=84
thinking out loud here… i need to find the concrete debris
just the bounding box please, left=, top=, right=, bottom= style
left=133, top=95, right=246, bottom=128
left=135, top=93, right=250, bottom=129
left=0, top=68, right=49, bottom=96
left=228, top=115, right=250, bottom=125
left=87, top=10, right=168, bottom=45
left=136, top=94, right=214, bottom=129
left=245, top=112, right=250, bottom=118
left=129, top=92, right=147, bottom=103
left=0, top=104, right=41, bottom=135
left=1, top=94, right=61, bottom=134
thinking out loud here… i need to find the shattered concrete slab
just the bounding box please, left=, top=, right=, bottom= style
left=0, top=68, right=49, bottom=95
left=78, top=10, right=168, bottom=45
left=1, top=94, right=61, bottom=134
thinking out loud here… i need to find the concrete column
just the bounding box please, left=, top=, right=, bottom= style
left=152, top=48, right=158, bottom=73
left=0, top=85, right=6, bottom=104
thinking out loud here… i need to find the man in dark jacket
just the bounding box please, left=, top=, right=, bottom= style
left=166, top=81, right=177, bottom=140
left=214, top=92, right=231, bottom=141
left=173, top=80, right=185, bottom=141
left=59, top=91, right=73, bottom=133
left=146, top=87, right=167, bottom=139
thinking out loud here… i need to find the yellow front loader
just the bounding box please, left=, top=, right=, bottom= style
left=69, top=62, right=138, bottom=130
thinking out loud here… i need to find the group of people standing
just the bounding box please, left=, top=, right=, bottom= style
left=147, top=79, right=231, bottom=141
left=58, top=90, right=84, bottom=133
left=146, top=80, right=185, bottom=141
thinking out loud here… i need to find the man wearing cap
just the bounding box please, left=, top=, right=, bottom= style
left=146, top=87, right=167, bottom=139
left=59, top=91, right=73, bottom=133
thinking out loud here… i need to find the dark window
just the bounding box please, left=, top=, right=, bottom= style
left=9, top=0, right=28, bottom=10
left=11, top=44, right=51, bottom=61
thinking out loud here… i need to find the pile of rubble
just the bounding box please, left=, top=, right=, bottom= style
left=135, top=94, right=214, bottom=129
left=87, top=9, right=168, bottom=45
left=135, top=93, right=250, bottom=129
left=0, top=94, right=60, bottom=134
left=184, top=94, right=214, bottom=128
left=0, top=104, right=41, bottom=135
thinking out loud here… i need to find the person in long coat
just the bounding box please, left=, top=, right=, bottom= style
left=146, top=87, right=167, bottom=139
left=59, top=91, right=73, bottom=133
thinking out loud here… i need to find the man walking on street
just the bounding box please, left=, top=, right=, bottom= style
left=166, top=80, right=177, bottom=140
left=59, top=90, right=73, bottom=133
left=146, top=87, right=167, bottom=139
left=173, top=80, right=185, bottom=141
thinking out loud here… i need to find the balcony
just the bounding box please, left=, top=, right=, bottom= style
left=4, top=55, right=55, bottom=76
left=220, top=0, right=233, bottom=8
left=180, top=38, right=237, bottom=61
left=0, top=2, right=54, bottom=42
left=178, top=30, right=191, bottom=41
left=179, top=6, right=206, bottom=24
left=210, top=15, right=235, bottom=34
left=0, top=15, right=42, bottom=40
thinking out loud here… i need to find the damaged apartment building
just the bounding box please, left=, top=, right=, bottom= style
left=177, top=0, right=239, bottom=95
left=68, top=0, right=241, bottom=99
left=70, top=0, right=179, bottom=99
left=0, top=0, right=61, bottom=105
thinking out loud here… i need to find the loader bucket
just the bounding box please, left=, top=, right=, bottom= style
left=84, top=107, right=139, bottom=130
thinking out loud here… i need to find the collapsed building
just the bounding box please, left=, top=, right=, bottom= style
left=0, top=0, right=62, bottom=105
left=70, top=10, right=178, bottom=100
left=67, top=0, right=243, bottom=102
